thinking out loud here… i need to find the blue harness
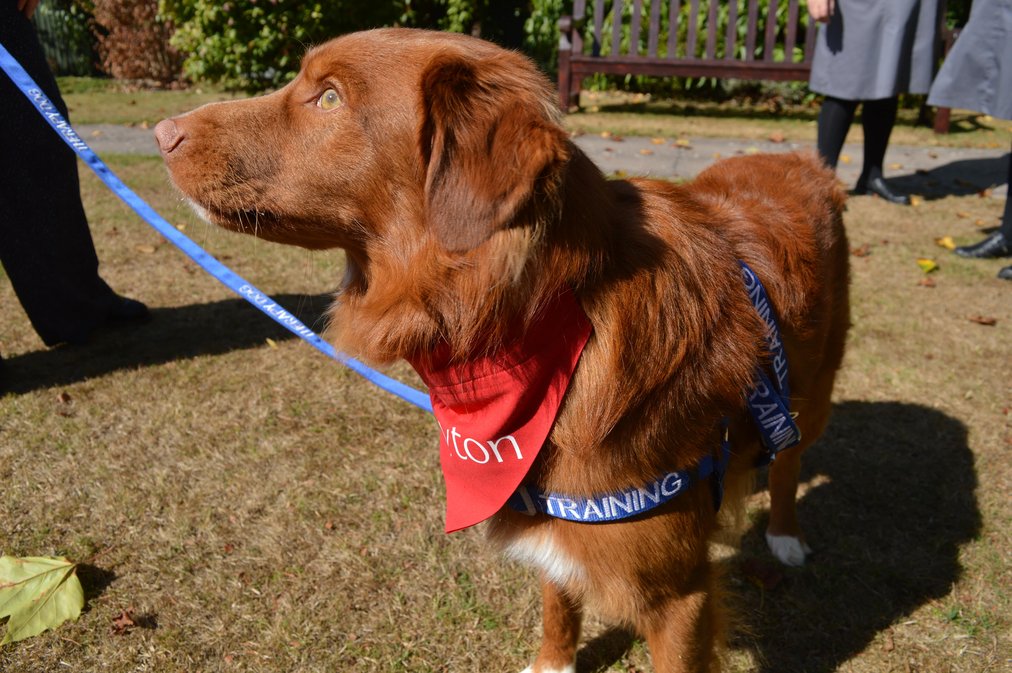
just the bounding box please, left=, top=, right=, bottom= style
left=507, top=261, right=801, bottom=521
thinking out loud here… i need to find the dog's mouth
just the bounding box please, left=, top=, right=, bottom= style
left=189, top=199, right=283, bottom=237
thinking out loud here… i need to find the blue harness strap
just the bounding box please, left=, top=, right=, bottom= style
left=507, top=429, right=731, bottom=522
left=508, top=262, right=799, bottom=522
left=738, top=261, right=802, bottom=462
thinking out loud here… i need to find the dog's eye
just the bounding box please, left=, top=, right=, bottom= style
left=317, top=88, right=342, bottom=111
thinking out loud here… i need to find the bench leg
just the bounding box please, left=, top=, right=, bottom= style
left=933, top=106, right=952, bottom=134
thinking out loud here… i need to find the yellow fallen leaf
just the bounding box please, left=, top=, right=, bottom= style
left=889, top=163, right=903, bottom=170
left=175, top=223, right=186, bottom=231
left=135, top=244, right=156, bottom=254
left=674, top=138, right=692, bottom=148
left=745, top=146, right=759, bottom=155
left=840, top=154, right=851, bottom=164
left=712, top=152, right=722, bottom=159
left=639, top=148, right=654, bottom=156
left=600, top=131, right=611, bottom=139
left=956, top=211, right=970, bottom=219
left=934, top=236, right=956, bottom=250
left=265, top=338, right=278, bottom=349
left=917, top=258, right=939, bottom=273
left=910, top=195, right=923, bottom=207
left=651, top=137, right=666, bottom=145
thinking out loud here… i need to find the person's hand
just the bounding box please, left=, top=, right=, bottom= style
left=17, top=0, right=41, bottom=19
left=807, top=0, right=835, bottom=23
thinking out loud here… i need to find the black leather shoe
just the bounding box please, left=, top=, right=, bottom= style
left=954, top=231, right=1012, bottom=259
left=854, top=176, right=911, bottom=205
left=998, top=265, right=1012, bottom=281
left=105, top=295, right=150, bottom=322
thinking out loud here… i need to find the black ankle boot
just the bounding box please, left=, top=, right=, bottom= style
left=854, top=176, right=911, bottom=205
left=955, top=232, right=1012, bottom=259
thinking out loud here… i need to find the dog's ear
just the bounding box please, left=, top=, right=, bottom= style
left=419, top=54, right=569, bottom=252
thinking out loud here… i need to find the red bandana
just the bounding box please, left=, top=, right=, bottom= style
left=408, top=288, right=592, bottom=532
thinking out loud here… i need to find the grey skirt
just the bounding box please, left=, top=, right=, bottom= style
left=809, top=0, right=942, bottom=100
left=928, top=0, right=1012, bottom=121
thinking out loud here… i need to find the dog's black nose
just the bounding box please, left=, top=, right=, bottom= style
left=154, top=119, right=184, bottom=155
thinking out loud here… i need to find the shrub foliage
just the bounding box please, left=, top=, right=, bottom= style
left=90, top=0, right=183, bottom=85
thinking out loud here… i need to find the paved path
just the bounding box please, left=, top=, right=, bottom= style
left=79, top=123, right=1009, bottom=200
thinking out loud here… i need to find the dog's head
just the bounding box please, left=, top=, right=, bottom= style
left=158, top=29, right=594, bottom=360
left=157, top=28, right=571, bottom=255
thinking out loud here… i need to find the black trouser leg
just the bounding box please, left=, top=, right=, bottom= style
left=858, top=96, right=900, bottom=185
left=816, top=96, right=858, bottom=169
left=0, top=4, right=116, bottom=345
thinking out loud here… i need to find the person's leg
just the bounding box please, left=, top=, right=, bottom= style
left=854, top=96, right=910, bottom=204
left=816, top=96, right=858, bottom=169
left=0, top=4, right=146, bottom=346
left=955, top=146, right=1012, bottom=263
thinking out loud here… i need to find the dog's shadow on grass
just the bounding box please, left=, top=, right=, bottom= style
left=2, top=293, right=333, bottom=395
left=727, top=400, right=980, bottom=673
left=570, top=401, right=979, bottom=673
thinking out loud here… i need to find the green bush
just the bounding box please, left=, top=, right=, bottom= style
left=158, top=0, right=563, bottom=91
left=159, top=0, right=403, bottom=91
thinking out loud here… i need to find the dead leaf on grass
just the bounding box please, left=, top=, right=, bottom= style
left=917, top=277, right=937, bottom=288
left=768, top=131, right=786, bottom=143
left=673, top=138, right=692, bottom=149
left=934, top=236, right=956, bottom=250
left=968, top=315, right=997, bottom=326
left=839, top=154, right=852, bottom=164
left=639, top=148, right=654, bottom=156
left=265, top=338, right=278, bottom=349
left=111, top=608, right=136, bottom=635
left=910, top=195, right=923, bottom=207
left=916, top=258, right=939, bottom=273
left=850, top=244, right=872, bottom=257
left=135, top=244, right=157, bottom=254
left=650, top=137, right=666, bottom=145
left=956, top=211, right=970, bottom=219
left=889, top=162, right=904, bottom=170
left=56, top=391, right=72, bottom=404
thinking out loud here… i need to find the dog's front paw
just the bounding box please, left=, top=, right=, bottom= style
left=765, top=533, right=812, bottom=567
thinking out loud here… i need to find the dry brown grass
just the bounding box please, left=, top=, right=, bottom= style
left=0, top=149, right=1009, bottom=673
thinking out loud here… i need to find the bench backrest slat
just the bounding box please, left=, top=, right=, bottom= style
left=630, top=0, right=644, bottom=55
left=724, top=0, right=738, bottom=61
left=667, top=0, right=682, bottom=57
left=611, top=0, right=624, bottom=56
left=764, top=0, right=779, bottom=63
left=686, top=0, right=700, bottom=59
left=647, top=0, right=663, bottom=56
left=577, top=0, right=811, bottom=65
left=745, top=0, right=760, bottom=61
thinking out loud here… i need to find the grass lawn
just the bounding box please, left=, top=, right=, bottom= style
left=0, top=86, right=1009, bottom=672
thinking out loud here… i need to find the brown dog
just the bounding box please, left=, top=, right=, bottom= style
left=156, top=28, right=849, bottom=673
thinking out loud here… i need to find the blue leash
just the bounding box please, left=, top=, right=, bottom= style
left=0, top=41, right=432, bottom=413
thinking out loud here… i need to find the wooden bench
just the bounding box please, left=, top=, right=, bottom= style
left=557, top=0, right=954, bottom=132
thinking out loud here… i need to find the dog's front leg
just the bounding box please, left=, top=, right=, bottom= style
left=522, top=577, right=582, bottom=673
left=641, top=575, right=721, bottom=673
